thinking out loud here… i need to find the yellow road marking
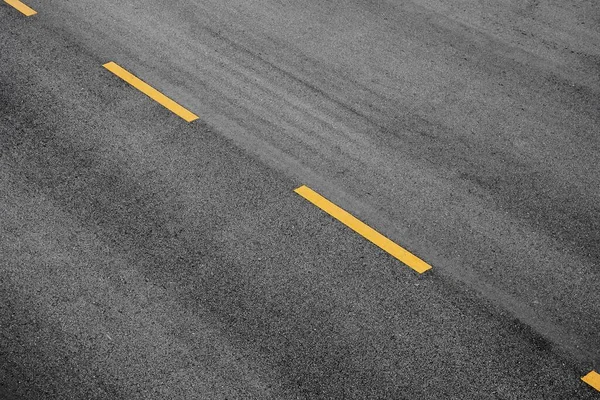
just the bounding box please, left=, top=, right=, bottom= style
left=102, top=62, right=198, bottom=122
left=582, top=370, right=600, bottom=392
left=4, top=0, right=37, bottom=16
left=294, top=185, right=432, bottom=274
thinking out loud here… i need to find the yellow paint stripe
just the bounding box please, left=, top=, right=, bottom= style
left=102, top=62, right=198, bottom=122
left=582, top=370, right=600, bottom=392
left=294, top=185, right=432, bottom=274
left=4, top=0, right=37, bottom=16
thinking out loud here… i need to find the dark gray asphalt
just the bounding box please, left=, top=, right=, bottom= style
left=1, top=0, right=599, bottom=398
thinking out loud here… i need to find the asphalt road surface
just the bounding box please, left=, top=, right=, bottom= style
left=1, top=0, right=599, bottom=398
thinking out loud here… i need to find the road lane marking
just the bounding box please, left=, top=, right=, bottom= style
left=294, top=185, right=432, bottom=274
left=4, top=0, right=36, bottom=16
left=102, top=62, right=199, bottom=122
left=582, top=370, right=600, bottom=392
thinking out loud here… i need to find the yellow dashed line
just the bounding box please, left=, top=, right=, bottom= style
left=294, top=185, right=432, bottom=274
left=103, top=62, right=199, bottom=122
left=582, top=370, right=600, bottom=392
left=4, top=0, right=37, bottom=16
